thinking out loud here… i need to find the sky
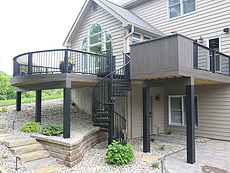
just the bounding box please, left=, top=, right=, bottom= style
left=0, top=0, right=119, bottom=75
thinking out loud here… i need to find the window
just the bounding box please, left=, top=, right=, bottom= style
left=132, top=32, right=152, bottom=43
left=208, top=37, right=220, bottom=72
left=80, top=24, right=112, bottom=73
left=168, top=0, right=196, bottom=19
left=89, top=23, right=102, bottom=53
left=104, top=31, right=112, bottom=50
left=169, top=95, right=198, bottom=126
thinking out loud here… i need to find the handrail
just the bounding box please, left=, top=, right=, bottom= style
left=193, top=41, right=230, bottom=76
left=13, top=49, right=110, bottom=76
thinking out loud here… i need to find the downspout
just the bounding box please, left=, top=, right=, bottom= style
left=124, top=25, right=134, bottom=139
left=123, top=25, right=135, bottom=53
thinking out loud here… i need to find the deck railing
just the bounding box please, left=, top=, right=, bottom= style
left=13, top=49, right=110, bottom=76
left=193, top=42, right=230, bottom=76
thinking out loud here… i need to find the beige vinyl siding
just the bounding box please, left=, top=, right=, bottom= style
left=71, top=4, right=126, bottom=67
left=131, top=85, right=143, bottom=138
left=130, top=0, right=230, bottom=55
left=150, top=87, right=165, bottom=134
left=164, top=85, right=230, bottom=141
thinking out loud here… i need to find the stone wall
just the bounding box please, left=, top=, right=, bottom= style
left=31, top=128, right=107, bottom=167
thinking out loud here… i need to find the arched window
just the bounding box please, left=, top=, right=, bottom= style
left=104, top=31, right=112, bottom=50
left=81, top=37, right=87, bottom=51
left=89, top=23, right=102, bottom=53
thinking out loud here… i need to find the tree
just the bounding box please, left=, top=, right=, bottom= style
left=0, top=71, right=15, bottom=100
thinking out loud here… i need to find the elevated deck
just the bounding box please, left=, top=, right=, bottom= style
left=130, top=34, right=230, bottom=85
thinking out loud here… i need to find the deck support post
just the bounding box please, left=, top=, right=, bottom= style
left=16, top=92, right=21, bottom=111
left=35, top=90, right=42, bottom=122
left=63, top=88, right=71, bottom=138
left=186, top=82, right=195, bottom=164
left=108, top=104, right=114, bottom=145
left=143, top=87, right=150, bottom=153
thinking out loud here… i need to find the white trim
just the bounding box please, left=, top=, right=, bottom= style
left=168, top=95, right=198, bottom=127
left=167, top=0, right=196, bottom=20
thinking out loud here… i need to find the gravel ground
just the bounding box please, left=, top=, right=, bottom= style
left=0, top=98, right=186, bottom=173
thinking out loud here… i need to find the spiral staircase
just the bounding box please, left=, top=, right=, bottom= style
left=92, top=51, right=131, bottom=144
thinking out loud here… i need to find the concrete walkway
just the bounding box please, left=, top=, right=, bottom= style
left=153, top=135, right=230, bottom=173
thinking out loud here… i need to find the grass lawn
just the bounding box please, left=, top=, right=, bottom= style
left=0, top=95, right=63, bottom=107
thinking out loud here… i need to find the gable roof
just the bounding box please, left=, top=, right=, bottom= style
left=63, top=0, right=164, bottom=47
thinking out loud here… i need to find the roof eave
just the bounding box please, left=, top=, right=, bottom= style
left=62, top=0, right=92, bottom=47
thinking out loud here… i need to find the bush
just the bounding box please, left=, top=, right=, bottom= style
left=1, top=107, right=7, bottom=112
left=159, top=145, right=165, bottom=150
left=41, top=124, right=63, bottom=136
left=20, top=121, right=42, bottom=132
left=151, top=161, right=160, bottom=168
left=105, top=140, right=135, bottom=166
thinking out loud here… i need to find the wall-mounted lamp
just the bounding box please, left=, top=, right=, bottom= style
left=198, top=36, right=203, bottom=43
left=223, top=28, right=229, bottom=33
left=156, top=94, right=160, bottom=101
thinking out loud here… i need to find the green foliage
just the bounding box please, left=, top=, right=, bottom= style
left=159, top=145, right=165, bottom=150
left=151, top=161, right=160, bottom=168
left=0, top=71, right=15, bottom=100
left=105, top=140, right=135, bottom=166
left=167, top=130, right=172, bottom=135
left=20, top=121, right=42, bottom=133
left=150, top=138, right=155, bottom=142
left=1, top=107, right=7, bottom=112
left=41, top=124, right=63, bottom=136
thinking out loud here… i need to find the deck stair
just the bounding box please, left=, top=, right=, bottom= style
left=0, top=123, right=62, bottom=172
left=92, top=52, right=131, bottom=143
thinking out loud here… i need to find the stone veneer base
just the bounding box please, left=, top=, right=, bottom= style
left=31, top=127, right=107, bottom=167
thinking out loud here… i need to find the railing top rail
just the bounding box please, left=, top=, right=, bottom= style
left=94, top=53, right=131, bottom=86
left=13, top=49, right=108, bottom=60
left=193, top=41, right=230, bottom=59
left=114, top=111, right=127, bottom=122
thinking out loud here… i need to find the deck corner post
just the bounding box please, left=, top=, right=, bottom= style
left=16, top=92, right=21, bottom=111
left=143, top=87, right=150, bottom=153
left=35, top=90, right=42, bottom=122
left=63, top=88, right=71, bottom=138
left=186, top=83, right=195, bottom=164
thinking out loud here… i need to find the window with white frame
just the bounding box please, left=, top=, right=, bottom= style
left=169, top=95, right=198, bottom=126
left=80, top=24, right=112, bottom=73
left=132, top=32, right=152, bottom=43
left=168, top=0, right=196, bottom=19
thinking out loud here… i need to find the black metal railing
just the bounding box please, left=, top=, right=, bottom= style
left=193, top=42, right=230, bottom=76
left=114, top=111, right=127, bottom=143
left=92, top=52, right=130, bottom=143
left=13, top=49, right=110, bottom=76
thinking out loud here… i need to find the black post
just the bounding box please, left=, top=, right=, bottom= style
left=186, top=85, right=195, bottom=164
left=143, top=87, right=150, bottom=153
left=64, top=50, right=69, bottom=73
left=63, top=88, right=71, bottom=138
left=193, top=42, right=198, bottom=69
left=28, top=53, right=33, bottom=75
left=35, top=90, right=42, bottom=122
left=16, top=92, right=21, bottom=111
left=108, top=104, right=114, bottom=144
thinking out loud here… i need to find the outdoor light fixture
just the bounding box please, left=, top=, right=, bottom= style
left=156, top=94, right=160, bottom=101
left=223, top=28, right=229, bottom=33
left=198, top=36, right=203, bottom=43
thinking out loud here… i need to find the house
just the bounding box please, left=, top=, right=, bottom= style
left=11, top=0, right=230, bottom=164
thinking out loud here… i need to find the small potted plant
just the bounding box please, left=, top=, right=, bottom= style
left=20, top=67, right=28, bottom=75
left=59, top=57, right=74, bottom=73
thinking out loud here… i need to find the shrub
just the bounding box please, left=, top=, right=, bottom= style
left=159, top=145, right=165, bottom=150
left=150, top=138, right=155, bottom=142
left=1, top=107, right=7, bottom=112
left=105, top=140, right=135, bottom=166
left=167, top=130, right=172, bottom=135
left=20, top=121, right=42, bottom=132
left=41, top=124, right=63, bottom=136
left=151, top=161, right=160, bottom=168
